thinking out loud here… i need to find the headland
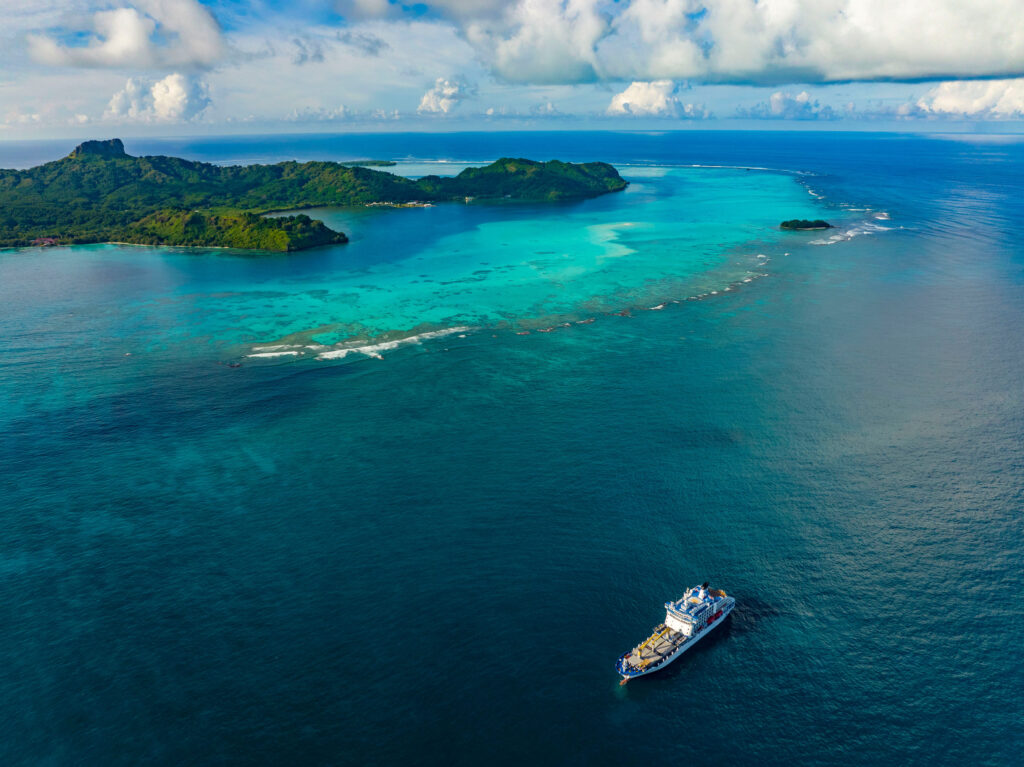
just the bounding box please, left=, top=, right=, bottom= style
left=0, top=139, right=627, bottom=252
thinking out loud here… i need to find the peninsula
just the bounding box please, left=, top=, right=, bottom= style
left=0, top=139, right=628, bottom=251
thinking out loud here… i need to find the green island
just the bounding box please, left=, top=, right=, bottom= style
left=780, top=219, right=832, bottom=230
left=0, top=139, right=628, bottom=251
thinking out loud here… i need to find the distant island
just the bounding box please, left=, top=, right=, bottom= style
left=780, top=219, right=832, bottom=230
left=0, top=139, right=628, bottom=252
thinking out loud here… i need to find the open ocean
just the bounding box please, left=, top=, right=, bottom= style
left=1, top=131, right=1022, bottom=765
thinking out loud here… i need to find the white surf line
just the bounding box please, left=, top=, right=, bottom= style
left=616, top=162, right=815, bottom=175
left=316, top=326, right=473, bottom=361
left=247, top=351, right=301, bottom=358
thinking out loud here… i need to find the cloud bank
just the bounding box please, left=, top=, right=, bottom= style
left=364, top=0, right=1024, bottom=86
left=11, top=0, right=1024, bottom=133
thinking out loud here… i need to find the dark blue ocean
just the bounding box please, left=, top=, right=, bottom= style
left=1, top=132, right=1022, bottom=765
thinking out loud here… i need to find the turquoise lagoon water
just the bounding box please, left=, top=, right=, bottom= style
left=3, top=164, right=828, bottom=372
left=0, top=132, right=1022, bottom=765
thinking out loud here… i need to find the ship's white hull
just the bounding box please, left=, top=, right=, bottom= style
left=619, top=599, right=734, bottom=680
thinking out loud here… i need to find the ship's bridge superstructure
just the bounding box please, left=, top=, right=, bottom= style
left=664, top=584, right=725, bottom=636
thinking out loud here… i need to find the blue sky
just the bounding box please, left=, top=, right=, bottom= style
left=2, top=0, right=1024, bottom=137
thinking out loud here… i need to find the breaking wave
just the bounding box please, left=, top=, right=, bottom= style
left=245, top=327, right=473, bottom=364
left=810, top=219, right=893, bottom=245
left=316, top=327, right=472, bottom=360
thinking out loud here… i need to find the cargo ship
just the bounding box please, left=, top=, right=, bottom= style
left=616, top=583, right=735, bottom=684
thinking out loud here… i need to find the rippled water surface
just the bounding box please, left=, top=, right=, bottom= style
left=1, top=132, right=1022, bottom=765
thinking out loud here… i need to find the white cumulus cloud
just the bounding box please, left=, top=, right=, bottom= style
left=465, top=0, right=606, bottom=85
left=417, top=77, right=475, bottom=113
left=738, top=91, right=837, bottom=120
left=606, top=80, right=707, bottom=118
left=28, top=0, right=224, bottom=69
left=915, top=79, right=1024, bottom=118
left=285, top=104, right=355, bottom=122
left=106, top=72, right=210, bottom=121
